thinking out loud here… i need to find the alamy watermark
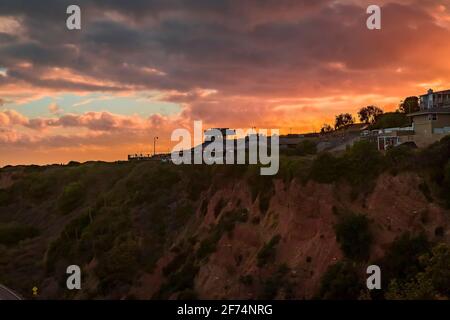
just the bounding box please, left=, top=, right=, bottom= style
left=66, top=5, right=381, bottom=31
left=367, top=5, right=381, bottom=30
left=170, top=121, right=280, bottom=176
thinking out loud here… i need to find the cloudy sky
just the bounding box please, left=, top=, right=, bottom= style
left=1, top=0, right=450, bottom=165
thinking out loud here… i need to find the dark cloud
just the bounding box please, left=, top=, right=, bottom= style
left=0, top=0, right=449, bottom=99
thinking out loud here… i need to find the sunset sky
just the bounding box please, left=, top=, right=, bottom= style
left=1, top=0, right=450, bottom=166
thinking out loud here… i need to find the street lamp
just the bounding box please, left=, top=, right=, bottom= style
left=153, top=136, right=159, bottom=156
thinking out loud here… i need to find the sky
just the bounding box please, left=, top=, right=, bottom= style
left=1, top=0, right=450, bottom=166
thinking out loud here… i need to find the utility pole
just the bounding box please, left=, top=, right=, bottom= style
left=153, top=136, right=159, bottom=156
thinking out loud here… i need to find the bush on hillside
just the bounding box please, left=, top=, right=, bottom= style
left=295, top=140, right=317, bottom=156
left=156, top=257, right=199, bottom=299
left=259, top=264, right=291, bottom=299
left=0, top=223, right=39, bottom=246
left=95, top=237, right=140, bottom=293
left=342, top=140, right=383, bottom=186
left=334, top=213, right=372, bottom=261
left=385, top=145, right=416, bottom=173
left=57, top=182, right=85, bottom=214
left=317, top=261, right=363, bottom=300
left=0, top=189, right=13, bottom=206
left=309, top=153, right=344, bottom=183
left=378, top=233, right=430, bottom=291
left=385, top=243, right=450, bottom=299
left=370, top=112, right=410, bottom=130
left=442, top=160, right=450, bottom=207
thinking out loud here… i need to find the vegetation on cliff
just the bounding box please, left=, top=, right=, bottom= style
left=0, top=136, right=449, bottom=299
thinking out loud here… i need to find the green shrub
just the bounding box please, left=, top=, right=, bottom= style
left=386, top=243, right=450, bottom=299
left=0, top=189, right=13, bottom=206
left=334, top=213, right=372, bottom=261
left=370, top=112, right=410, bottom=129
left=317, top=261, right=363, bottom=300
left=25, top=172, right=58, bottom=200
left=378, top=233, right=430, bottom=289
left=385, top=145, right=415, bottom=173
left=57, top=182, right=85, bottom=214
left=125, top=164, right=180, bottom=204
left=172, top=204, right=194, bottom=230
left=156, top=257, right=199, bottom=299
left=0, top=223, right=39, bottom=246
left=443, top=160, right=450, bottom=207
left=257, top=234, right=281, bottom=267
left=246, top=167, right=274, bottom=201
left=185, top=166, right=213, bottom=201
left=295, top=140, right=317, bottom=156
left=277, top=157, right=312, bottom=183
left=343, top=140, right=383, bottom=186
left=259, top=264, right=290, bottom=299
left=96, top=238, right=140, bottom=293
left=196, top=209, right=249, bottom=260
left=421, top=243, right=450, bottom=296
left=45, top=212, right=93, bottom=270
left=309, top=153, right=343, bottom=183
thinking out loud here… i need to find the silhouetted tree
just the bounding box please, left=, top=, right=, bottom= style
left=399, top=96, right=419, bottom=114
left=320, top=124, right=333, bottom=134
left=334, top=113, right=354, bottom=130
left=358, top=105, right=383, bottom=124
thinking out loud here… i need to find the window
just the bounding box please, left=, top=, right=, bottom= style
left=428, top=113, right=438, bottom=121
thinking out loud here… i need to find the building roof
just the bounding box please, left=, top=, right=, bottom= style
left=407, top=106, right=450, bottom=117
left=419, top=89, right=450, bottom=97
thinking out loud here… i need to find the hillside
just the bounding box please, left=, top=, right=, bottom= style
left=0, top=138, right=450, bottom=300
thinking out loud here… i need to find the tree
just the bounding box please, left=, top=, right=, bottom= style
left=369, top=112, right=410, bottom=129
left=399, top=96, right=419, bottom=114
left=334, top=213, right=372, bottom=261
left=420, top=243, right=450, bottom=296
left=385, top=243, right=450, bottom=300
left=358, top=105, right=383, bottom=124
left=320, top=124, right=333, bottom=134
left=334, top=113, right=354, bottom=130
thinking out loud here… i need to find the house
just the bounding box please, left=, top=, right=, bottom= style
left=372, top=127, right=415, bottom=151
left=419, top=88, right=450, bottom=109
left=366, top=89, right=450, bottom=151
left=407, top=89, right=450, bottom=147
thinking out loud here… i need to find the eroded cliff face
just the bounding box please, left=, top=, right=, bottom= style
left=1, top=162, right=448, bottom=300
left=131, top=172, right=449, bottom=300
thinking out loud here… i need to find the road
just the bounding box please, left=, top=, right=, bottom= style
left=0, top=284, right=22, bottom=300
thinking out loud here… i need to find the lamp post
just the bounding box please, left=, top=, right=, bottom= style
left=153, top=136, right=158, bottom=156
